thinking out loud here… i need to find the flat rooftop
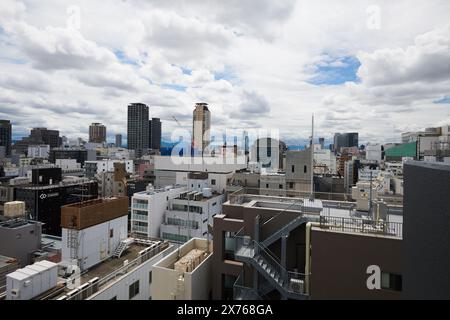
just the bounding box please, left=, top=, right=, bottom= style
left=52, top=238, right=170, bottom=300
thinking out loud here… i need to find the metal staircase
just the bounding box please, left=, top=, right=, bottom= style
left=234, top=238, right=308, bottom=300
left=113, top=238, right=134, bottom=258
left=261, top=215, right=310, bottom=248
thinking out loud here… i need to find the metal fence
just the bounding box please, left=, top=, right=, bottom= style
left=319, top=215, right=402, bottom=238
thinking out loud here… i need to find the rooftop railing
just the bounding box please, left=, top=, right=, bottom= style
left=319, top=215, right=402, bottom=238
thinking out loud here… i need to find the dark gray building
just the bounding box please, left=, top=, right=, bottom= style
left=115, top=134, right=122, bottom=148
left=30, top=128, right=60, bottom=148
left=403, top=161, right=450, bottom=299
left=127, top=103, right=149, bottom=157
left=0, top=219, right=42, bottom=267
left=49, top=148, right=96, bottom=166
left=333, top=132, right=358, bottom=154
left=0, top=120, right=12, bottom=157
left=149, top=117, right=161, bottom=150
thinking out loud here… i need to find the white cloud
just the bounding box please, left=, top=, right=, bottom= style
left=0, top=0, right=449, bottom=144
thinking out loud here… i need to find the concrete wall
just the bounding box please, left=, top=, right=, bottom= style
left=310, top=229, right=402, bottom=299
left=403, top=161, right=450, bottom=299
left=0, top=222, right=42, bottom=267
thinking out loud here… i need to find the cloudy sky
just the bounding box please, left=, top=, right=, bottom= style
left=0, top=0, right=449, bottom=145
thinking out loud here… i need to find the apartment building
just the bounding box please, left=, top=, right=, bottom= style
left=212, top=191, right=402, bottom=300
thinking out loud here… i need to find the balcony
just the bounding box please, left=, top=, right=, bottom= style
left=132, top=213, right=148, bottom=222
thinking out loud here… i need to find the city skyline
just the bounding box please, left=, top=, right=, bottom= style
left=1, top=1, right=449, bottom=145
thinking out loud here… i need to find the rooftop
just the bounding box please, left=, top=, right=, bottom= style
left=52, top=238, right=170, bottom=300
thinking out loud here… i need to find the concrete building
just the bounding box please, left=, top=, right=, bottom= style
left=84, top=160, right=134, bottom=179
left=0, top=219, right=43, bottom=267
left=152, top=238, right=212, bottom=300
left=365, top=143, right=383, bottom=162
left=403, top=161, right=450, bottom=299
left=259, top=172, right=286, bottom=197
left=131, top=185, right=186, bottom=238
left=0, top=120, right=12, bottom=158
left=313, top=144, right=336, bottom=174
left=153, top=155, right=245, bottom=190
left=212, top=192, right=402, bottom=300
left=49, top=148, right=96, bottom=166
left=27, top=145, right=50, bottom=159
left=285, top=149, right=312, bottom=197
left=89, top=123, right=107, bottom=144
left=161, top=172, right=224, bottom=243
left=192, top=103, right=211, bottom=156
left=250, top=138, right=284, bottom=172
left=115, top=134, right=122, bottom=148
left=127, top=103, right=150, bottom=157
left=149, top=118, right=161, bottom=150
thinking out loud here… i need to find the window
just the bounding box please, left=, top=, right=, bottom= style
left=291, top=165, right=295, bottom=173
left=279, top=184, right=283, bottom=189
left=109, top=229, right=113, bottom=238
left=212, top=202, right=217, bottom=206
left=129, top=280, right=140, bottom=299
left=266, top=184, right=269, bottom=188
left=304, top=165, right=307, bottom=173
left=381, top=272, right=402, bottom=291
left=211, top=179, right=216, bottom=185
left=289, top=182, right=294, bottom=189
left=149, top=271, right=152, bottom=284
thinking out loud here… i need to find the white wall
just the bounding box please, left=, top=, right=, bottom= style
left=61, top=215, right=128, bottom=271
left=131, top=187, right=186, bottom=238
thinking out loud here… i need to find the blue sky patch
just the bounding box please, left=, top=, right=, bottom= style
left=114, top=50, right=138, bottom=65
left=433, top=96, right=450, bottom=104
left=161, top=83, right=187, bottom=92
left=308, top=55, right=361, bottom=85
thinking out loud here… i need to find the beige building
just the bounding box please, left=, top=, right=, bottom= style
left=89, top=123, right=106, bottom=144
left=192, top=103, right=211, bottom=156
left=152, top=238, right=213, bottom=300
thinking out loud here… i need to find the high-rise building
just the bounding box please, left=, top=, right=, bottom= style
left=30, top=128, right=60, bottom=148
left=127, top=103, right=149, bottom=156
left=192, top=103, right=211, bottom=156
left=115, top=134, right=122, bottom=148
left=333, top=132, right=358, bottom=154
left=89, top=123, right=107, bottom=143
left=149, top=118, right=161, bottom=150
left=0, top=120, right=12, bottom=157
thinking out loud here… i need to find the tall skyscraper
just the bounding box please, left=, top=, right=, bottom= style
left=127, top=103, right=149, bottom=156
left=115, top=134, right=122, bottom=148
left=89, top=123, right=107, bottom=143
left=0, top=120, right=12, bottom=157
left=149, top=118, right=161, bottom=150
left=192, top=103, right=211, bottom=156
left=333, top=132, right=359, bottom=154
left=30, top=128, right=60, bottom=148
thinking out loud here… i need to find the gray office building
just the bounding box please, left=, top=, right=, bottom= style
left=333, top=132, right=358, bottom=154
left=115, top=134, right=122, bottom=148
left=127, top=103, right=149, bottom=156
left=149, top=118, right=161, bottom=150
left=0, top=120, right=12, bottom=157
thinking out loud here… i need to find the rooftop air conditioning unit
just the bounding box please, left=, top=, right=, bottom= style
left=290, top=278, right=304, bottom=294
